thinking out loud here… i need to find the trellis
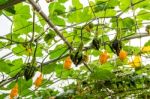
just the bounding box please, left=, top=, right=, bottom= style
left=1, top=0, right=150, bottom=98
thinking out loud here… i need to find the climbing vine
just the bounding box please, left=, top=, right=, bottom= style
left=1, top=0, right=150, bottom=98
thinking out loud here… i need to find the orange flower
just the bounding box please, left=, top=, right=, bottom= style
left=34, top=74, right=43, bottom=88
left=119, top=50, right=127, bottom=61
left=99, top=51, right=109, bottom=64
left=10, top=83, right=18, bottom=99
left=64, top=56, right=72, bottom=69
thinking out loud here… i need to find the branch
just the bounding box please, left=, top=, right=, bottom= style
left=28, top=0, right=73, bottom=50
left=0, top=36, right=30, bottom=44
left=122, top=33, right=149, bottom=41
left=0, top=0, right=25, bottom=10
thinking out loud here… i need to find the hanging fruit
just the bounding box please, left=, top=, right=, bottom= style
left=24, top=65, right=36, bottom=81
left=92, top=37, right=101, bottom=50
left=85, top=23, right=93, bottom=32
left=34, top=73, right=43, bottom=88
left=99, top=51, right=109, bottom=64
left=129, top=56, right=141, bottom=68
left=10, top=83, right=18, bottom=99
left=111, top=39, right=122, bottom=56
left=70, top=51, right=83, bottom=66
left=146, top=25, right=150, bottom=34
left=70, top=42, right=83, bottom=66
left=27, top=48, right=32, bottom=54
left=83, top=54, right=89, bottom=63
left=64, top=56, right=72, bottom=69
left=119, top=50, right=127, bottom=61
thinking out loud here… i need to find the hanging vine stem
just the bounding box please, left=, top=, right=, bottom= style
left=31, top=41, right=38, bottom=66
left=87, top=0, right=99, bottom=37
left=117, top=0, right=146, bottom=17
left=28, top=0, right=73, bottom=50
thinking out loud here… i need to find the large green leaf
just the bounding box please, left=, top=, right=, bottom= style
left=49, top=45, right=67, bottom=59
left=49, top=2, right=65, bottom=15
left=17, top=78, right=33, bottom=96
left=0, top=0, right=9, bottom=5
left=42, top=63, right=56, bottom=74
left=137, top=10, right=150, bottom=20
left=51, top=15, right=66, bottom=26
left=10, top=58, right=23, bottom=77
left=68, top=7, right=92, bottom=23
left=72, top=0, right=83, bottom=9
left=0, top=60, right=10, bottom=73
left=95, top=9, right=116, bottom=17
left=14, top=3, right=31, bottom=19
left=91, top=66, right=114, bottom=80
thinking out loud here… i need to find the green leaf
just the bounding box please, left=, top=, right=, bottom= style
left=4, top=6, right=16, bottom=15
left=122, top=17, right=135, bottom=30
left=94, top=0, right=119, bottom=12
left=51, top=15, right=65, bottom=26
left=137, top=10, right=150, bottom=20
left=144, top=40, right=150, bottom=46
left=35, top=45, right=43, bottom=57
left=119, top=0, right=130, bottom=11
left=0, top=0, right=9, bottom=5
left=55, top=64, right=63, bottom=77
left=134, top=0, right=150, bottom=9
left=42, top=63, right=56, bottom=74
left=10, top=58, right=23, bottom=77
left=14, top=3, right=31, bottom=19
left=68, top=7, right=92, bottom=23
left=0, top=94, right=7, bottom=99
left=0, top=60, right=10, bottom=73
left=13, top=20, right=42, bottom=34
left=58, top=0, right=67, bottom=3
left=12, top=44, right=26, bottom=56
left=95, top=9, right=116, bottom=17
left=18, top=78, right=32, bottom=95
left=44, top=30, right=55, bottom=43
left=49, top=45, right=67, bottom=59
left=72, top=0, right=83, bottom=9
left=49, top=2, right=65, bottom=15
left=124, top=46, right=140, bottom=55
left=91, top=66, right=114, bottom=80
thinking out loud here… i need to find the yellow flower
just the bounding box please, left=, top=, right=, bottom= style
left=129, top=56, right=141, bottom=68
left=142, top=46, right=150, bottom=52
